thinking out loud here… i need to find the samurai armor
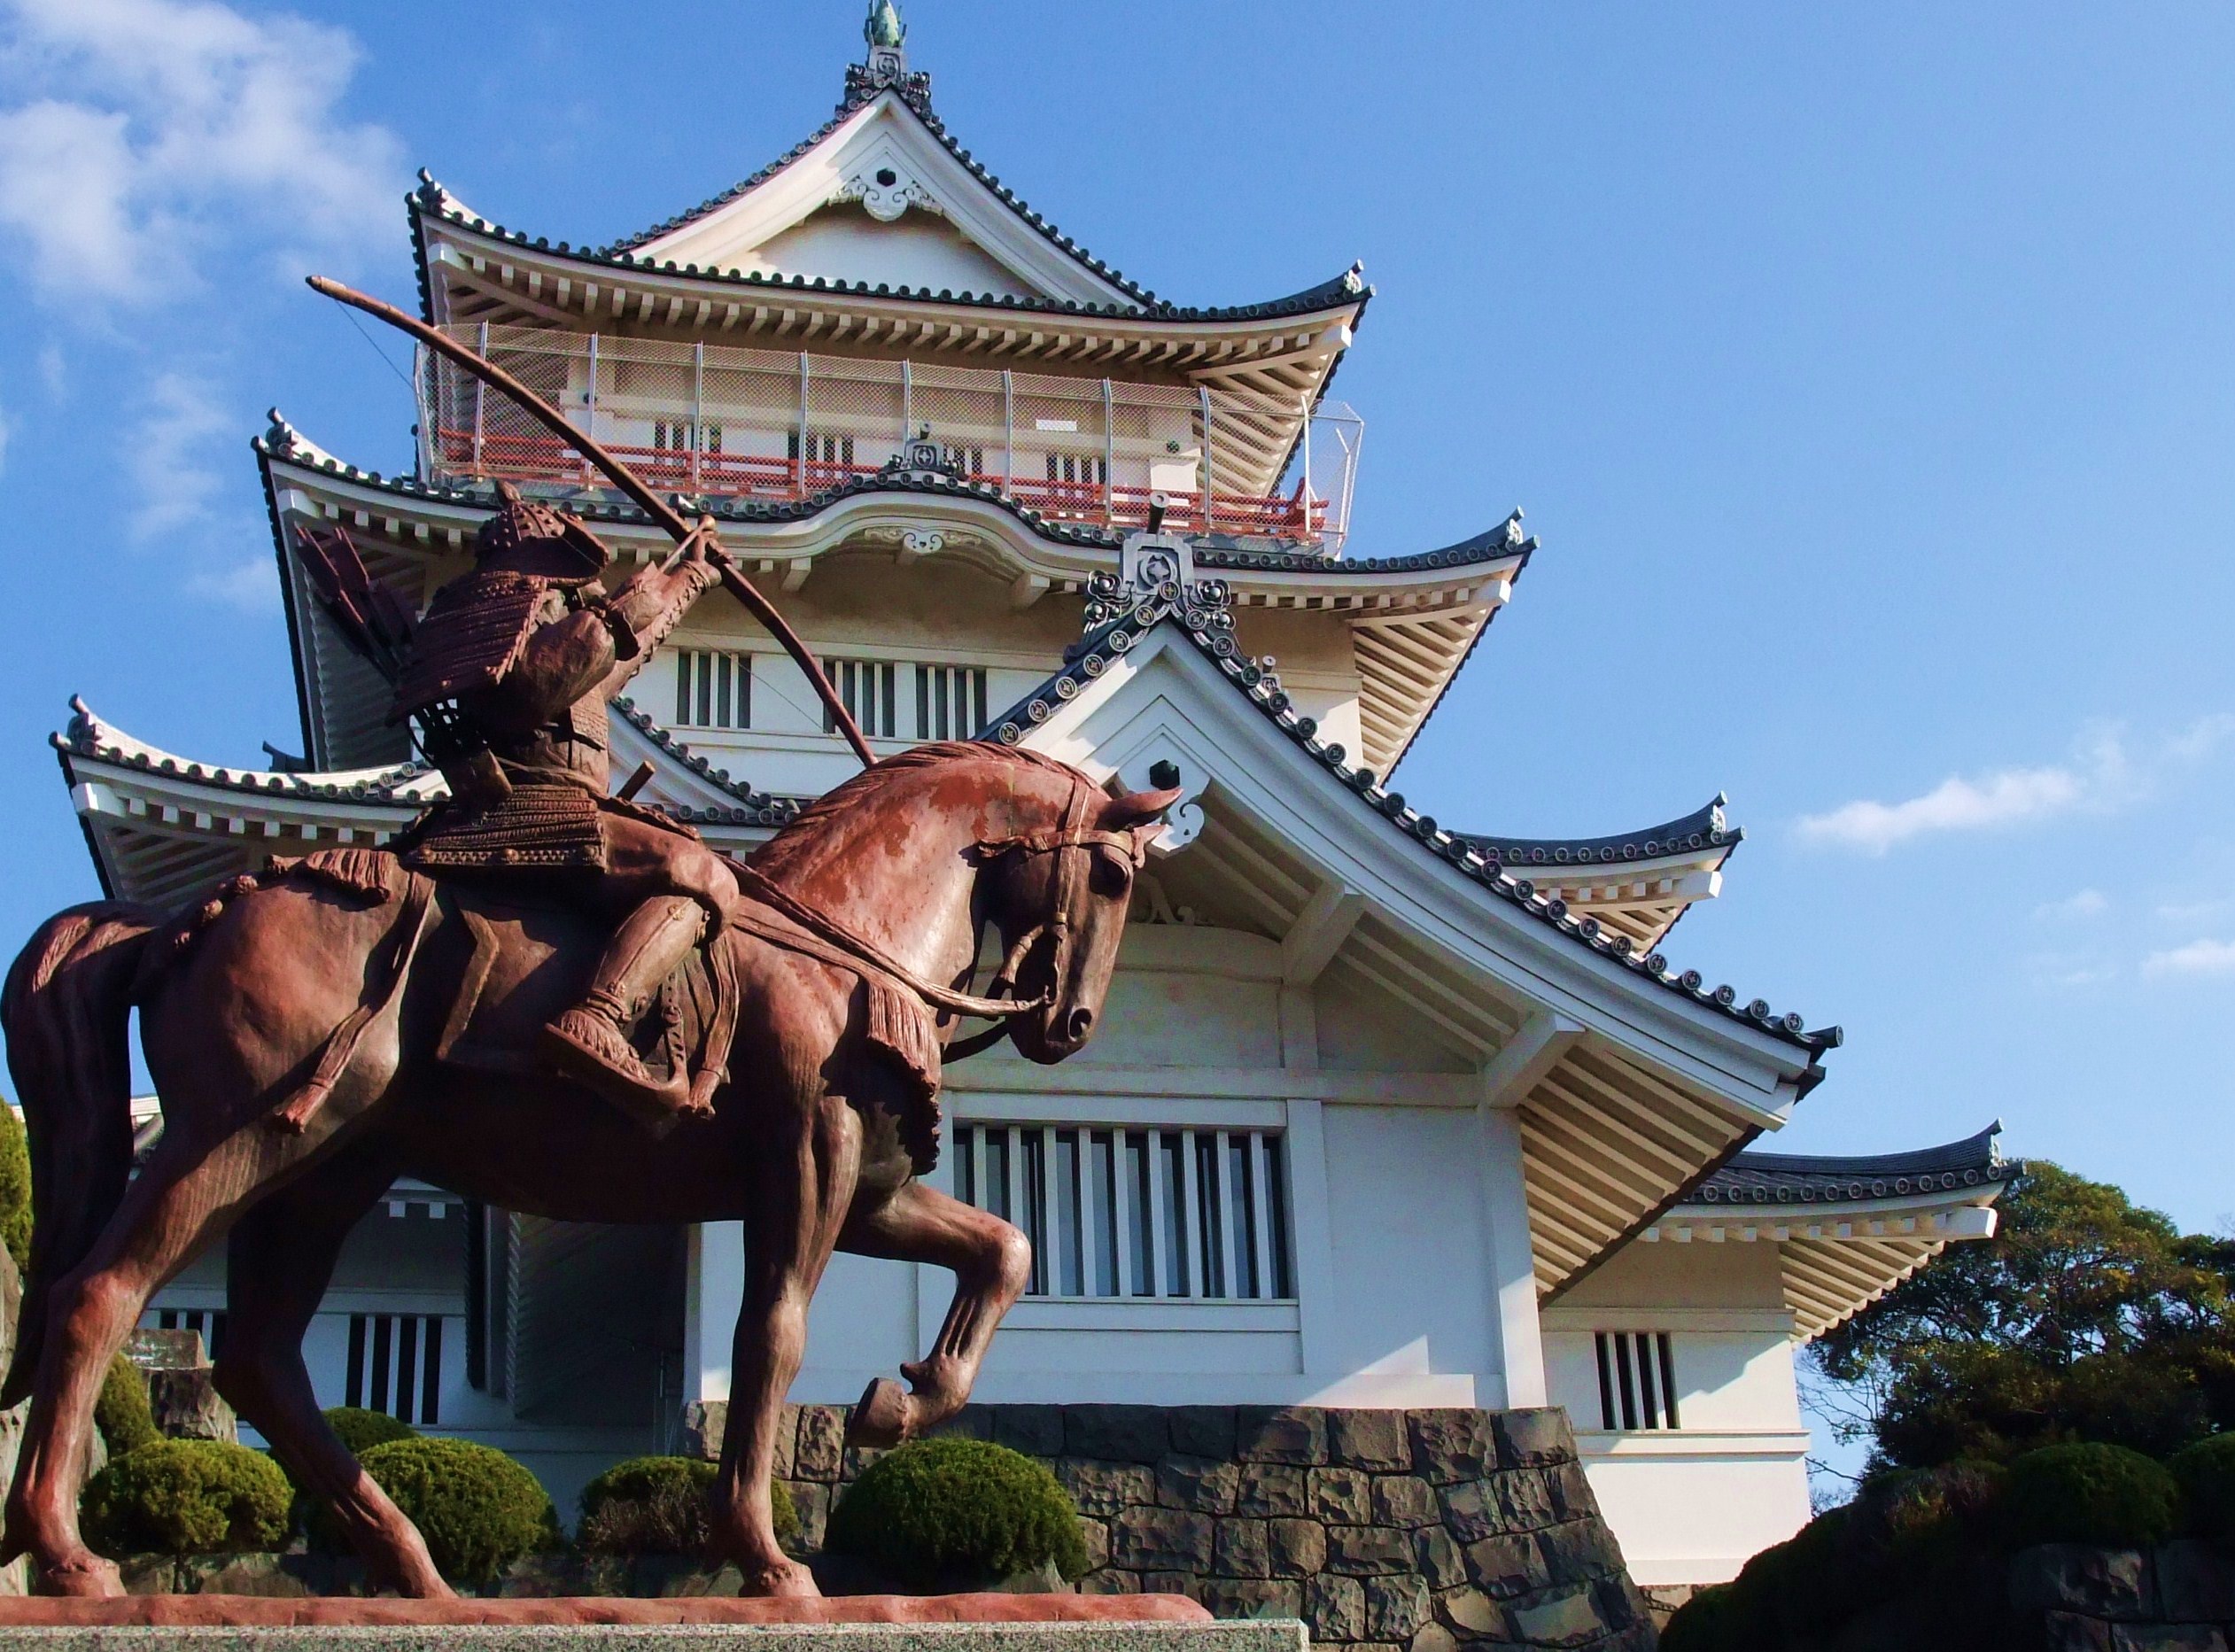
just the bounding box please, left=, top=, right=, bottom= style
left=400, top=781, right=608, bottom=871
left=391, top=571, right=560, bottom=720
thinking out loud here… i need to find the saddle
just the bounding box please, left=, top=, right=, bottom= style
left=252, top=848, right=737, bottom=1136
left=253, top=847, right=957, bottom=1169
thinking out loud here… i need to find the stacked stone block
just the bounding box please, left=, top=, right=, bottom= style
left=685, top=1401, right=1654, bottom=1651
left=2010, top=1542, right=2235, bottom=1651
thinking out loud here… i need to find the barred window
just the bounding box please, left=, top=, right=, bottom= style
left=1046, top=453, right=1108, bottom=486
left=1595, top=1331, right=1680, bottom=1431
left=789, top=430, right=855, bottom=467
left=345, top=1314, right=445, bottom=1426
left=653, top=419, right=721, bottom=454
left=825, top=658, right=898, bottom=741
left=954, top=1122, right=1293, bottom=1302
left=916, top=664, right=989, bottom=741
left=674, top=649, right=751, bottom=730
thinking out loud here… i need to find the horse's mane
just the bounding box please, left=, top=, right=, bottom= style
left=751, top=741, right=1076, bottom=870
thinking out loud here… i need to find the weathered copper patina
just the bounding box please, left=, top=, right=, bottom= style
left=0, top=278, right=1179, bottom=1602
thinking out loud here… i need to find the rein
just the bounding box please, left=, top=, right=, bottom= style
left=726, top=776, right=1148, bottom=1042
left=726, top=859, right=1046, bottom=1020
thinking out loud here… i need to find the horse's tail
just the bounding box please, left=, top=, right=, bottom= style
left=1, top=903, right=158, bottom=1408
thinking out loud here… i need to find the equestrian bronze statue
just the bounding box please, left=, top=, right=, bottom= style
left=0, top=279, right=1177, bottom=1600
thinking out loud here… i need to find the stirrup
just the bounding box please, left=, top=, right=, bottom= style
left=541, top=1008, right=707, bottom=1135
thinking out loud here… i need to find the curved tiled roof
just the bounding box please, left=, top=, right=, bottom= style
left=589, top=76, right=1367, bottom=324
left=54, top=698, right=439, bottom=805
left=254, top=426, right=1530, bottom=577
left=412, top=176, right=1370, bottom=330
left=609, top=697, right=799, bottom=827
left=980, top=576, right=1841, bottom=1057
left=1694, top=1125, right=2012, bottom=1206
left=1199, top=514, right=1533, bottom=576
left=1458, top=796, right=1740, bottom=872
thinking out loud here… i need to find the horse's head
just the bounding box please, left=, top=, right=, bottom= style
left=979, top=778, right=1181, bottom=1063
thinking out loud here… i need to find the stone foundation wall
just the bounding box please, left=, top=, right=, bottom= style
left=2010, top=1541, right=2235, bottom=1650
left=684, top=1401, right=1655, bottom=1652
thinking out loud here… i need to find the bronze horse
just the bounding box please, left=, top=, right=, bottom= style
left=0, top=741, right=1175, bottom=1598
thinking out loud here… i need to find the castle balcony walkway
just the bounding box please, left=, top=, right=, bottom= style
left=415, top=324, right=1362, bottom=550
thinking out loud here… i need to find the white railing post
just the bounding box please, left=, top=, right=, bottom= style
left=691, top=341, right=704, bottom=490
left=901, top=358, right=913, bottom=446
left=1101, top=378, right=1115, bottom=523
left=1301, top=394, right=1314, bottom=535
left=585, top=334, right=599, bottom=477
left=1199, top=386, right=1215, bottom=532
left=796, top=352, right=811, bottom=495
left=472, top=322, right=488, bottom=476
left=1002, top=370, right=1015, bottom=493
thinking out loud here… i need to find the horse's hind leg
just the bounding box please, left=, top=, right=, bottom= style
left=839, top=1181, right=1031, bottom=1447
left=2, top=1129, right=297, bottom=1595
left=709, top=1091, right=861, bottom=1598
left=214, top=1146, right=453, bottom=1598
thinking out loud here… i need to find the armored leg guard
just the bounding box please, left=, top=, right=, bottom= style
left=541, top=895, right=709, bottom=1133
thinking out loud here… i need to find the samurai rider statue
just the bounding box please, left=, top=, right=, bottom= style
left=389, top=482, right=737, bottom=1129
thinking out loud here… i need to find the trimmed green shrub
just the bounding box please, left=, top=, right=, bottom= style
left=324, top=1407, right=418, bottom=1455
left=95, top=1354, right=159, bottom=1457
left=1998, top=1441, right=2180, bottom=1550
left=826, top=1438, right=1087, bottom=1588
left=0, top=1103, right=28, bottom=1272
left=1657, top=1581, right=1741, bottom=1652
left=577, top=1454, right=797, bottom=1555
left=2170, top=1434, right=2235, bottom=1541
left=81, top=1439, right=291, bottom=1557
left=357, top=1437, right=556, bottom=1587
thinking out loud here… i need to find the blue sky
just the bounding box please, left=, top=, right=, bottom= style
left=0, top=1, right=2229, bottom=1228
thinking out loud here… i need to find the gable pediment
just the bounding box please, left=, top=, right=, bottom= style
left=632, top=94, right=1129, bottom=308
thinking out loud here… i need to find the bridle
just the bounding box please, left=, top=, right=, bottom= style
left=724, top=774, right=1151, bottom=1061
left=950, top=778, right=1154, bottom=1058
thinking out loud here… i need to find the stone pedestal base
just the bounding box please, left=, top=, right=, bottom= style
left=0, top=1593, right=1299, bottom=1652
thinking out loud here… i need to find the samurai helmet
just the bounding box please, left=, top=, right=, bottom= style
left=473, top=482, right=611, bottom=582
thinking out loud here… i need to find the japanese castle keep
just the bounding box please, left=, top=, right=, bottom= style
left=47, top=5, right=2014, bottom=1629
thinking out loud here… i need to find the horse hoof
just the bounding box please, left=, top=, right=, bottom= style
left=741, top=1557, right=819, bottom=1600
left=846, top=1377, right=912, bottom=1449
left=37, top=1554, right=123, bottom=1598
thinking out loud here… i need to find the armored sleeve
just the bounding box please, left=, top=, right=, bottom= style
left=465, top=607, right=618, bottom=742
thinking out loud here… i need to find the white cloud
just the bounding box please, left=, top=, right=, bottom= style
left=1800, top=762, right=2094, bottom=855
left=2035, top=888, right=2109, bottom=922
left=187, top=556, right=273, bottom=611
left=0, top=0, right=403, bottom=305
left=127, top=370, right=228, bottom=539
left=2143, top=938, right=2235, bottom=978
left=1797, top=723, right=2188, bottom=856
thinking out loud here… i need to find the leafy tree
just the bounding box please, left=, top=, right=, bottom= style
left=1809, top=1162, right=2235, bottom=1471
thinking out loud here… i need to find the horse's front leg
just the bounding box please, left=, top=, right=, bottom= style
left=841, top=1180, right=1032, bottom=1448
left=709, top=1090, right=860, bottom=1598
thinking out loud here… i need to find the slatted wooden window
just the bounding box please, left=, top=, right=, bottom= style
left=953, top=1123, right=1293, bottom=1301
left=825, top=659, right=898, bottom=740
left=916, top=664, right=989, bottom=741
left=1595, top=1331, right=1680, bottom=1431
left=674, top=649, right=751, bottom=730
left=346, top=1314, right=445, bottom=1426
